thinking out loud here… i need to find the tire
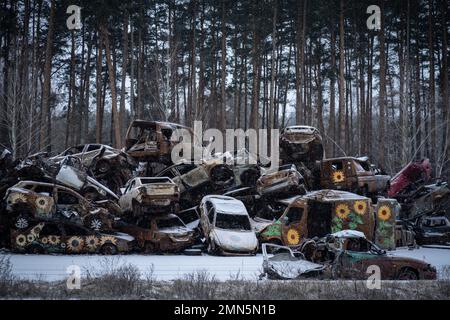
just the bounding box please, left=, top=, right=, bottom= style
left=397, top=268, right=419, bottom=280
left=14, top=214, right=31, bottom=230
left=86, top=216, right=103, bottom=231
left=100, top=243, right=118, bottom=255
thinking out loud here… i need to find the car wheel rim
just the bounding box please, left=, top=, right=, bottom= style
left=90, top=219, right=102, bottom=231
left=15, top=218, right=28, bottom=229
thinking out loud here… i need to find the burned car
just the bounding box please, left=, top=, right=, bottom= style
left=116, top=214, right=195, bottom=253
left=413, top=215, right=450, bottom=245
left=256, top=164, right=306, bottom=197
left=119, top=177, right=180, bottom=217
left=125, top=120, right=200, bottom=164
left=279, top=125, right=324, bottom=166
left=316, top=157, right=391, bottom=196
left=199, top=195, right=258, bottom=255
left=388, top=159, right=432, bottom=198
left=263, top=230, right=437, bottom=280
left=11, top=221, right=134, bottom=254
left=51, top=144, right=135, bottom=194
left=4, top=181, right=115, bottom=231
left=261, top=243, right=326, bottom=280
left=257, top=190, right=375, bottom=247
left=155, top=160, right=235, bottom=209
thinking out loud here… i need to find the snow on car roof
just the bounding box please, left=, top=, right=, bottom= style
left=207, top=196, right=248, bottom=215
left=331, top=230, right=366, bottom=239
left=302, top=189, right=369, bottom=202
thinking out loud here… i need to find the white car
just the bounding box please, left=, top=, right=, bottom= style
left=119, top=177, right=180, bottom=216
left=199, top=195, right=258, bottom=255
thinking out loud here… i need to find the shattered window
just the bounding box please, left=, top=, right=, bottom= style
left=215, top=213, right=251, bottom=231
left=331, top=161, right=343, bottom=171
left=285, top=207, right=304, bottom=225
left=354, top=160, right=369, bottom=173
left=33, top=186, right=53, bottom=196
left=156, top=217, right=185, bottom=229
left=57, top=191, right=79, bottom=205
left=87, top=144, right=101, bottom=152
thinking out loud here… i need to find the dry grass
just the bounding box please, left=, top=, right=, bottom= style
left=0, top=256, right=449, bottom=300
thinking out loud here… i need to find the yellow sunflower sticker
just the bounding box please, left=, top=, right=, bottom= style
left=67, top=237, right=84, bottom=252
left=16, top=234, right=27, bottom=247
left=332, top=170, right=345, bottom=183
left=286, top=229, right=301, bottom=245
left=353, top=200, right=367, bottom=215
left=41, top=237, right=49, bottom=245
left=48, top=235, right=60, bottom=245
left=100, top=236, right=117, bottom=246
left=378, top=205, right=392, bottom=221
left=85, top=236, right=100, bottom=250
left=27, top=234, right=35, bottom=243
left=336, top=203, right=350, bottom=219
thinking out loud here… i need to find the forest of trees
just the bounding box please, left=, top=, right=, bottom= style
left=0, top=0, right=448, bottom=180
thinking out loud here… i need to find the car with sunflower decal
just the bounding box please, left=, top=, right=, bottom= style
left=4, top=181, right=116, bottom=231
left=199, top=195, right=259, bottom=255
left=316, top=157, right=391, bottom=196
left=257, top=190, right=375, bottom=247
left=10, top=221, right=135, bottom=254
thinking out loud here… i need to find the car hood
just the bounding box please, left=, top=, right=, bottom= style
left=212, top=228, right=258, bottom=251
left=385, top=253, right=430, bottom=268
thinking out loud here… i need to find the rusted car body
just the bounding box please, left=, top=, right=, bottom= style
left=4, top=181, right=115, bottom=231
left=280, top=125, right=324, bottom=165
left=125, top=120, right=199, bottom=164
left=413, top=215, right=450, bottom=245
left=388, top=159, right=432, bottom=198
left=155, top=160, right=235, bottom=208
left=116, top=214, right=195, bottom=253
left=400, top=182, right=450, bottom=218
left=199, top=195, right=259, bottom=255
left=11, top=221, right=134, bottom=254
left=119, top=177, right=180, bottom=216
left=373, top=198, right=400, bottom=250
left=320, top=230, right=435, bottom=280
left=256, top=164, right=306, bottom=197
left=258, top=190, right=375, bottom=247
left=317, top=157, right=391, bottom=196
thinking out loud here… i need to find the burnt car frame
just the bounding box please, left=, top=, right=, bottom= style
left=11, top=221, right=134, bottom=255
left=116, top=214, right=196, bottom=253
left=119, top=177, right=180, bottom=217
left=279, top=125, right=324, bottom=165
left=256, top=164, right=306, bottom=197
left=4, top=181, right=115, bottom=231
left=316, top=157, right=391, bottom=196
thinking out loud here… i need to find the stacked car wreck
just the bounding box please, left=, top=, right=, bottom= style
left=0, top=120, right=447, bottom=281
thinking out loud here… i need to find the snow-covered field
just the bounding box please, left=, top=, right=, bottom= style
left=2, top=246, right=450, bottom=282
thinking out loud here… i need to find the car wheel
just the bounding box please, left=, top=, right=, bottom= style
left=14, top=214, right=30, bottom=230
left=101, top=243, right=118, bottom=255
left=86, top=216, right=103, bottom=231
left=397, top=268, right=418, bottom=280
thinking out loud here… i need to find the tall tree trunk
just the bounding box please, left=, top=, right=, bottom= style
left=39, top=0, right=55, bottom=152
left=101, top=24, right=122, bottom=148
left=268, top=1, right=278, bottom=150
left=295, top=0, right=306, bottom=124
left=220, top=0, right=227, bottom=133
left=338, top=0, right=346, bottom=152
left=378, top=0, right=387, bottom=166
left=428, top=0, right=436, bottom=170
left=96, top=31, right=104, bottom=143
left=120, top=14, right=129, bottom=137
left=328, top=26, right=336, bottom=156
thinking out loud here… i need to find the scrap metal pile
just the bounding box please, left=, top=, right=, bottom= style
left=0, top=122, right=448, bottom=266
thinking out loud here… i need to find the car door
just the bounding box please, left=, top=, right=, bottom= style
left=281, top=206, right=305, bottom=246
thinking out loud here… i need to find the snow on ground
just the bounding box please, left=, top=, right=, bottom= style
left=2, top=246, right=450, bottom=282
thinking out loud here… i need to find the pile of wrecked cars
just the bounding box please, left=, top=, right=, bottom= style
left=0, top=120, right=448, bottom=275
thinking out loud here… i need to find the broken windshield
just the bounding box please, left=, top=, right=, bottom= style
left=215, top=213, right=251, bottom=231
